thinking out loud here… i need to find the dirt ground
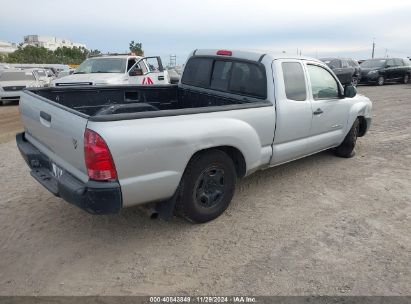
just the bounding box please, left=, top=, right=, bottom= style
left=0, top=85, right=410, bottom=296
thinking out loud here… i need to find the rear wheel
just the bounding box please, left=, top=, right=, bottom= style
left=403, top=74, right=409, bottom=84
left=335, top=119, right=359, bottom=158
left=377, top=76, right=384, bottom=86
left=175, top=150, right=237, bottom=223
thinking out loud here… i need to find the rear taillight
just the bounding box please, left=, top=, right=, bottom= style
left=217, top=50, right=232, bottom=56
left=84, top=128, right=117, bottom=181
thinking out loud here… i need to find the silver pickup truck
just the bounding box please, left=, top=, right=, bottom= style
left=16, top=49, right=372, bottom=223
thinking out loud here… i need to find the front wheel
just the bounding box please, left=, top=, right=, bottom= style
left=175, top=150, right=237, bottom=223
left=403, top=74, right=409, bottom=84
left=351, top=76, right=359, bottom=87
left=335, top=119, right=359, bottom=158
left=377, top=76, right=385, bottom=86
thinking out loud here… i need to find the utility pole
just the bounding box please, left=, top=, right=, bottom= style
left=372, top=38, right=375, bottom=58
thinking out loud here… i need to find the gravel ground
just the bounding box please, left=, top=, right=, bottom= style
left=0, top=85, right=410, bottom=296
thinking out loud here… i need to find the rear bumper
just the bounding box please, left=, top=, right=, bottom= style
left=16, top=132, right=122, bottom=214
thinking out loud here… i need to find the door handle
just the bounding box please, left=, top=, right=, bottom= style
left=40, top=111, right=51, bottom=127
left=40, top=111, right=51, bottom=122
left=158, top=76, right=164, bottom=81
left=313, top=108, right=323, bottom=115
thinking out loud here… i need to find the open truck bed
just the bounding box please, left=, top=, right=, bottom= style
left=27, top=84, right=268, bottom=121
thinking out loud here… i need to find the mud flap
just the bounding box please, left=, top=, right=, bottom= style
left=155, top=190, right=179, bottom=221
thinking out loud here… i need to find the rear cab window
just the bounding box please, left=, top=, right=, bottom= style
left=282, top=62, right=307, bottom=101
left=181, top=57, right=267, bottom=99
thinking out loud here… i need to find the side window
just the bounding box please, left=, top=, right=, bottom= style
left=307, top=65, right=339, bottom=100
left=181, top=58, right=213, bottom=88
left=386, top=59, right=395, bottom=67
left=282, top=62, right=307, bottom=101
left=127, top=58, right=136, bottom=71
left=341, top=60, right=349, bottom=68
left=228, top=62, right=266, bottom=98
left=129, top=60, right=148, bottom=75
left=210, top=61, right=232, bottom=91
left=330, top=60, right=341, bottom=69
left=145, top=57, right=162, bottom=72
left=394, top=59, right=403, bottom=66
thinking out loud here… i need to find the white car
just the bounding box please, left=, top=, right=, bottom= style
left=0, top=69, right=48, bottom=105
left=52, top=55, right=170, bottom=87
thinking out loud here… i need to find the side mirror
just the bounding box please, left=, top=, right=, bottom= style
left=129, top=68, right=143, bottom=76
left=344, top=85, right=357, bottom=98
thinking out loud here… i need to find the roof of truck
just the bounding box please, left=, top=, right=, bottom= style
left=88, top=55, right=143, bottom=59
left=193, top=49, right=319, bottom=62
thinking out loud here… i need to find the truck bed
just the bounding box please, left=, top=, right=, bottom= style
left=27, top=85, right=268, bottom=119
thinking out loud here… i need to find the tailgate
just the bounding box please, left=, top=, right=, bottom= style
left=19, top=90, right=89, bottom=183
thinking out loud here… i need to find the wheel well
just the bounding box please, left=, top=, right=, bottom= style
left=191, top=146, right=247, bottom=178
left=357, top=116, right=367, bottom=137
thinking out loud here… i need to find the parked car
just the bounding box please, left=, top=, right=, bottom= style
left=0, top=69, right=48, bottom=105
left=31, top=68, right=54, bottom=86
left=52, top=55, right=170, bottom=86
left=167, top=67, right=181, bottom=84
left=17, top=49, right=372, bottom=223
left=360, top=58, right=411, bottom=85
left=57, top=69, right=75, bottom=78
left=320, top=58, right=361, bottom=86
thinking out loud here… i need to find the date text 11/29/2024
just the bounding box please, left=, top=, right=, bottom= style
left=149, top=296, right=257, bottom=303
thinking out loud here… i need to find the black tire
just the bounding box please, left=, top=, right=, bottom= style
left=351, top=75, right=359, bottom=87
left=175, top=150, right=237, bottom=223
left=377, top=76, right=384, bottom=86
left=403, top=74, right=409, bottom=84
left=335, top=119, right=360, bottom=158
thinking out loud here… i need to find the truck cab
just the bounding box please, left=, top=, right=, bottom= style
left=52, top=55, right=170, bottom=87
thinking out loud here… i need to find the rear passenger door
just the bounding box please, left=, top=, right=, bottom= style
left=393, top=58, right=404, bottom=80
left=385, top=58, right=396, bottom=80
left=271, top=60, right=313, bottom=165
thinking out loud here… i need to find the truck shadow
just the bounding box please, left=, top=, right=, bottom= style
left=32, top=149, right=339, bottom=249
left=78, top=149, right=335, bottom=227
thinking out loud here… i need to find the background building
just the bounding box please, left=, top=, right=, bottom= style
left=0, top=40, right=18, bottom=54
left=22, top=35, right=86, bottom=51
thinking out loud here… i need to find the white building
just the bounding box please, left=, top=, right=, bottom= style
left=0, top=40, right=18, bottom=54
left=23, top=35, right=87, bottom=51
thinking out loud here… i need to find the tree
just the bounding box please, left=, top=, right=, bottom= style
left=4, top=45, right=102, bottom=65
left=129, top=41, right=144, bottom=56
left=0, top=53, right=7, bottom=62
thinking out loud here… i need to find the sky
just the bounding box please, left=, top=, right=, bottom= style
left=1, top=0, right=410, bottom=65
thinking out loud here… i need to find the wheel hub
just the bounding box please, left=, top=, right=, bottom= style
left=195, top=167, right=225, bottom=208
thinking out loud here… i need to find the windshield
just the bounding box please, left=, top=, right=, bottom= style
left=74, top=58, right=126, bottom=74
left=0, top=71, right=35, bottom=81
left=35, top=70, right=47, bottom=77
left=360, top=59, right=386, bottom=68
